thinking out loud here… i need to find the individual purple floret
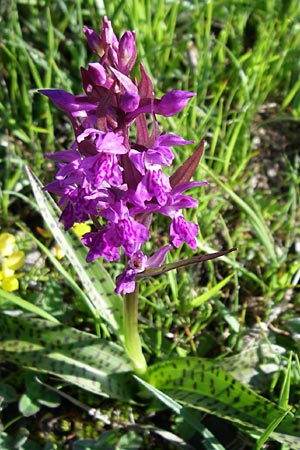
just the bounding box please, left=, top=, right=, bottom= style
left=41, top=16, right=206, bottom=294
left=115, top=245, right=171, bottom=294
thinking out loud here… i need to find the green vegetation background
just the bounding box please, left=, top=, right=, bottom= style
left=1, top=0, right=300, bottom=449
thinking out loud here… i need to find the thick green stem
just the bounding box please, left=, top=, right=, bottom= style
left=123, top=284, right=147, bottom=375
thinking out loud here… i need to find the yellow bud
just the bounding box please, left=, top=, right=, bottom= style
left=0, top=233, right=16, bottom=257
left=54, top=243, right=65, bottom=260
left=5, top=251, right=25, bottom=271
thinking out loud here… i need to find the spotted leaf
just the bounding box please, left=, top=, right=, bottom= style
left=148, top=357, right=300, bottom=449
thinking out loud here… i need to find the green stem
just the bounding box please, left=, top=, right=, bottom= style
left=123, top=284, right=147, bottom=375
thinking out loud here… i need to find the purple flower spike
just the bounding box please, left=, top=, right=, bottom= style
left=41, top=17, right=210, bottom=294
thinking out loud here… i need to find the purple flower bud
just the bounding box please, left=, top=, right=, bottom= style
left=39, top=90, right=96, bottom=118
left=99, top=17, right=119, bottom=67
left=86, top=63, right=108, bottom=86
left=126, top=90, right=195, bottom=121
left=118, top=31, right=137, bottom=74
left=83, top=26, right=103, bottom=57
left=119, top=91, right=140, bottom=112
left=101, top=16, right=118, bottom=48
left=155, top=90, right=195, bottom=117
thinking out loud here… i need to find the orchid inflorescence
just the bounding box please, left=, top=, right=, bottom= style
left=40, top=17, right=207, bottom=294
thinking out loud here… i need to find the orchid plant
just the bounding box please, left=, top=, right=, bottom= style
left=3, top=16, right=300, bottom=449
left=39, top=17, right=234, bottom=374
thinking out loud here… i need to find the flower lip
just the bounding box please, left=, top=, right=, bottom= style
left=115, top=244, right=172, bottom=294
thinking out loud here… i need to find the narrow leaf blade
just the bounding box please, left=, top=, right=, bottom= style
left=0, top=288, right=59, bottom=323
left=137, top=248, right=236, bottom=279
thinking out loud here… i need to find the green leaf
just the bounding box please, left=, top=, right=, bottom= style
left=148, top=357, right=300, bottom=449
left=26, top=167, right=124, bottom=340
left=279, top=352, right=292, bottom=410
left=135, top=376, right=226, bottom=450
left=254, top=408, right=292, bottom=450
left=0, top=289, right=60, bottom=323
left=117, top=431, right=143, bottom=450
left=37, top=389, right=60, bottom=408
left=0, top=314, right=133, bottom=400
left=23, top=372, right=60, bottom=409
left=0, top=383, right=18, bottom=407
left=19, top=393, right=40, bottom=417
left=0, top=428, right=30, bottom=450
left=217, top=342, right=285, bottom=386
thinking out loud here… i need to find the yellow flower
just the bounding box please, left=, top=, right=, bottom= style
left=54, top=243, right=65, bottom=260
left=0, top=233, right=16, bottom=257
left=0, top=232, right=25, bottom=292
left=1, top=276, right=20, bottom=292
left=73, top=222, right=91, bottom=238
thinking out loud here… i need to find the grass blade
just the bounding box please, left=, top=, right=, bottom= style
left=202, top=165, right=278, bottom=263
left=191, top=274, right=233, bottom=307
left=0, top=289, right=59, bottom=323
